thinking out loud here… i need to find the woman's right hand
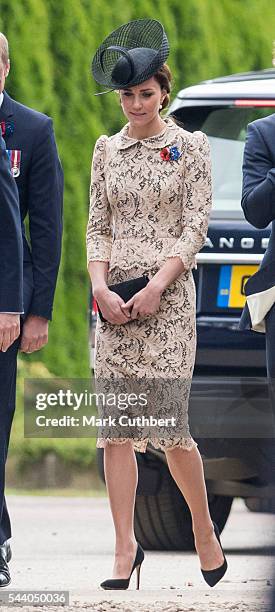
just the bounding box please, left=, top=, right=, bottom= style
left=95, top=287, right=131, bottom=324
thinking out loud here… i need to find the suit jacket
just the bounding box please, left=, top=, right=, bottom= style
left=239, top=113, right=275, bottom=333
left=0, top=90, right=63, bottom=320
left=0, top=133, right=23, bottom=312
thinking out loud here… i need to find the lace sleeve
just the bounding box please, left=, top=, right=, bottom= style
left=86, top=134, right=113, bottom=264
left=167, top=131, right=212, bottom=271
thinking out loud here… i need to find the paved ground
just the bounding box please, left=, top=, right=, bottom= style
left=0, top=495, right=274, bottom=611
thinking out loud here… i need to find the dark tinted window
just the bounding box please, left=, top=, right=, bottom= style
left=172, top=105, right=275, bottom=213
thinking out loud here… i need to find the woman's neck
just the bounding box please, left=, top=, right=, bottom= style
left=127, top=116, right=167, bottom=140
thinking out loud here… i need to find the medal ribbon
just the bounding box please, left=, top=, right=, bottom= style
left=6, top=149, right=21, bottom=175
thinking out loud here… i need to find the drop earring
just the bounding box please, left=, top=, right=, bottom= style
left=159, top=104, right=162, bottom=109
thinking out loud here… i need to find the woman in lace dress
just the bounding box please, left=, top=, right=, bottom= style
left=87, top=18, right=228, bottom=591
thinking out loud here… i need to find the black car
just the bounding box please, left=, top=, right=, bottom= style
left=92, top=68, right=275, bottom=550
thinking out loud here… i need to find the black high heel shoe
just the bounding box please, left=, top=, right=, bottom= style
left=100, top=542, right=144, bottom=590
left=200, top=521, right=228, bottom=587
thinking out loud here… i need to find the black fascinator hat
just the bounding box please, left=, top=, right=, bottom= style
left=91, top=18, right=169, bottom=95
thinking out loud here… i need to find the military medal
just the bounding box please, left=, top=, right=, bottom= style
left=6, top=149, right=21, bottom=177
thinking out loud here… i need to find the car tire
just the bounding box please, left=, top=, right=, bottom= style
left=134, top=460, right=233, bottom=551
left=96, top=447, right=233, bottom=551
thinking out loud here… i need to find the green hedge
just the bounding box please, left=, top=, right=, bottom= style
left=0, top=0, right=275, bottom=377
left=9, top=359, right=97, bottom=470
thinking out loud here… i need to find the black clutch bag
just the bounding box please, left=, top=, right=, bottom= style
left=96, top=275, right=149, bottom=323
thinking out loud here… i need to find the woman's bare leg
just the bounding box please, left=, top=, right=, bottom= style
left=104, top=440, right=138, bottom=579
left=165, top=444, right=225, bottom=570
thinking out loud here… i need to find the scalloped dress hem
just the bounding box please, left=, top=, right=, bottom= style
left=96, top=437, right=198, bottom=453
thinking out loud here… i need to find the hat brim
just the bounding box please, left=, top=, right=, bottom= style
left=91, top=18, right=169, bottom=91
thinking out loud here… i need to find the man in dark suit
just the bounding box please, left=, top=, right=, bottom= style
left=0, top=131, right=23, bottom=587
left=239, top=114, right=275, bottom=376
left=0, top=132, right=23, bottom=322
left=238, top=114, right=275, bottom=612
left=0, top=33, right=63, bottom=586
left=239, top=112, right=275, bottom=447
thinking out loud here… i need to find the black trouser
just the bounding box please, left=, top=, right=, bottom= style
left=263, top=303, right=275, bottom=612
left=264, top=302, right=275, bottom=482
left=0, top=263, right=33, bottom=544
left=266, top=302, right=275, bottom=379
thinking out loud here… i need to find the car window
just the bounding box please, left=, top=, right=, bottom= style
left=171, top=106, right=275, bottom=215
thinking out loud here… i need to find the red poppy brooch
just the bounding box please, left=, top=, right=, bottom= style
left=160, top=145, right=182, bottom=161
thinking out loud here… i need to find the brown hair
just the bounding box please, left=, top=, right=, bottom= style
left=0, top=33, right=9, bottom=67
left=153, top=63, right=172, bottom=111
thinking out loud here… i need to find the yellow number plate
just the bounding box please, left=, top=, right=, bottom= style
left=217, top=265, right=259, bottom=308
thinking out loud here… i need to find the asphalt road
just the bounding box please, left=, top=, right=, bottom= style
left=0, top=495, right=274, bottom=611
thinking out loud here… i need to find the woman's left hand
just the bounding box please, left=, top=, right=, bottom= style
left=121, top=282, right=163, bottom=320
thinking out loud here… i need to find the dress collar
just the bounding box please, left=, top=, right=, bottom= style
left=115, top=116, right=180, bottom=150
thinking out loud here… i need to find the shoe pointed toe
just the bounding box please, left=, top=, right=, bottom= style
left=99, top=542, right=144, bottom=590
left=100, top=577, right=128, bottom=590
left=200, top=521, right=228, bottom=588
left=201, top=558, right=227, bottom=587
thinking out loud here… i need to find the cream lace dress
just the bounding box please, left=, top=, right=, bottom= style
left=86, top=116, right=212, bottom=453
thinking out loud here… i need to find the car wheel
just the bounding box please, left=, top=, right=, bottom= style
left=134, top=459, right=233, bottom=551
left=96, top=448, right=233, bottom=551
